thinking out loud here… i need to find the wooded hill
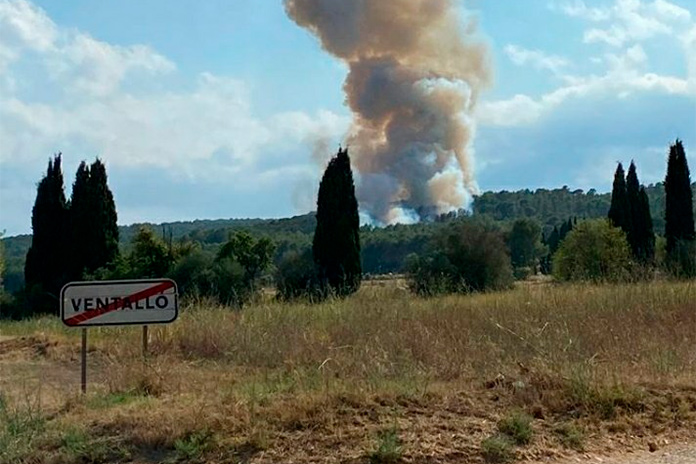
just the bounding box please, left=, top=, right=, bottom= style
left=3, top=183, right=695, bottom=293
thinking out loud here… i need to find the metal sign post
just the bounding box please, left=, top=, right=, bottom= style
left=142, top=325, right=149, bottom=359
left=60, top=279, right=178, bottom=394
left=81, top=328, right=87, bottom=394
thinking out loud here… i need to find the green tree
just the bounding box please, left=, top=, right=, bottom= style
left=215, top=231, right=275, bottom=306
left=24, top=154, right=69, bottom=315
left=68, top=159, right=119, bottom=279
left=128, top=227, right=174, bottom=278
left=608, top=163, right=631, bottom=234
left=625, top=161, right=655, bottom=263
left=86, top=159, right=119, bottom=273
left=275, top=248, right=319, bottom=301
left=553, top=219, right=631, bottom=282
left=406, top=221, right=513, bottom=296
left=0, top=231, right=4, bottom=293
left=216, top=231, right=274, bottom=285
left=664, top=140, right=695, bottom=274
left=68, top=161, right=92, bottom=280
left=313, top=148, right=361, bottom=296
left=507, top=218, right=545, bottom=270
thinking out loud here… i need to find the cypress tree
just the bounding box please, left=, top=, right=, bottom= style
left=608, top=163, right=631, bottom=234
left=665, top=140, right=695, bottom=255
left=312, top=148, right=361, bottom=296
left=625, top=162, right=655, bottom=263
left=24, top=154, right=69, bottom=314
left=69, top=162, right=92, bottom=280
left=69, top=159, right=119, bottom=279
left=637, top=186, right=655, bottom=262
left=625, top=161, right=641, bottom=259
left=87, top=159, right=119, bottom=273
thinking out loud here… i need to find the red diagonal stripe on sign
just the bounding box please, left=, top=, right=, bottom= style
left=64, top=281, right=175, bottom=326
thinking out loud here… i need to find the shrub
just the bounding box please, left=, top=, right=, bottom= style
left=553, top=219, right=632, bottom=282
left=406, top=221, right=513, bottom=296
left=369, top=427, right=402, bottom=464
left=167, top=249, right=217, bottom=299
left=665, top=239, right=696, bottom=278
left=481, top=435, right=514, bottom=463
left=554, top=423, right=585, bottom=450
left=497, top=411, right=533, bottom=445
left=274, top=249, right=322, bottom=301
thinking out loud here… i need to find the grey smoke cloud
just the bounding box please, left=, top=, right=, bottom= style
left=285, top=0, right=491, bottom=223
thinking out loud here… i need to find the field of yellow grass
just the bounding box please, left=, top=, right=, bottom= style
left=1, top=280, right=695, bottom=463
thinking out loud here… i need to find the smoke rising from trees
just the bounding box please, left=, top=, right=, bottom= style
left=285, top=0, right=491, bottom=223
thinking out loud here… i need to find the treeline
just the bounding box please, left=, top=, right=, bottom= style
left=5, top=184, right=695, bottom=291
left=0, top=148, right=363, bottom=318
left=1, top=141, right=694, bottom=318
left=473, top=182, right=696, bottom=235
left=408, top=140, right=695, bottom=293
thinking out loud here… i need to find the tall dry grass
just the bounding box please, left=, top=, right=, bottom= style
left=2, top=280, right=695, bottom=463
left=123, top=281, right=696, bottom=387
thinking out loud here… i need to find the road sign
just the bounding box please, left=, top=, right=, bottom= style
left=61, top=279, right=178, bottom=327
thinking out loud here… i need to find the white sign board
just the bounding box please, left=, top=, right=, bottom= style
left=61, top=279, right=178, bottom=327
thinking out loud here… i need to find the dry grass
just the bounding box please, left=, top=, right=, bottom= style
left=0, top=280, right=695, bottom=463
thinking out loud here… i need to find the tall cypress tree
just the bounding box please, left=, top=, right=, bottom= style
left=608, top=163, right=631, bottom=234
left=69, top=159, right=119, bottom=279
left=69, top=162, right=92, bottom=280
left=24, top=154, right=69, bottom=314
left=313, top=148, right=361, bottom=296
left=637, top=186, right=655, bottom=263
left=665, top=140, right=695, bottom=255
left=624, top=162, right=655, bottom=263
left=87, top=159, right=119, bottom=273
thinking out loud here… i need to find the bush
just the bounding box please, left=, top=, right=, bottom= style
left=274, top=249, right=323, bottom=301
left=481, top=435, right=514, bottom=463
left=497, top=411, right=533, bottom=445
left=167, top=250, right=217, bottom=299
left=665, top=239, right=696, bottom=278
left=369, top=427, right=402, bottom=464
left=553, top=219, right=632, bottom=282
left=406, top=221, right=514, bottom=296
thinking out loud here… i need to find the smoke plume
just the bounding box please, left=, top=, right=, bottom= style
left=285, top=0, right=491, bottom=223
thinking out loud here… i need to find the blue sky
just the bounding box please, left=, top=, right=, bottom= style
left=1, top=0, right=694, bottom=235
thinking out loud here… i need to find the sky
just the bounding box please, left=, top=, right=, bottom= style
left=0, top=0, right=694, bottom=236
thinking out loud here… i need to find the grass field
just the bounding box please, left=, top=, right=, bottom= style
left=1, top=280, right=695, bottom=463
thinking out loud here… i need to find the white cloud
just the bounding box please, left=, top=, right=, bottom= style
left=52, top=34, right=176, bottom=97
left=554, top=0, right=693, bottom=47
left=486, top=1, right=694, bottom=128
left=653, top=0, right=692, bottom=23
left=480, top=43, right=690, bottom=127
left=504, top=44, right=570, bottom=74
left=0, top=0, right=349, bottom=183
left=477, top=94, right=544, bottom=126
left=553, top=0, right=612, bottom=21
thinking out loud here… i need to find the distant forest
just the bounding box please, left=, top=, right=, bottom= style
left=3, top=183, right=695, bottom=293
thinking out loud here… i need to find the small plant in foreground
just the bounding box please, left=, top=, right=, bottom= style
left=497, top=411, right=533, bottom=445
left=173, top=430, right=214, bottom=461
left=0, top=394, right=46, bottom=463
left=481, top=435, right=514, bottom=463
left=369, top=426, right=403, bottom=463
left=59, top=427, right=128, bottom=462
left=554, top=422, right=585, bottom=450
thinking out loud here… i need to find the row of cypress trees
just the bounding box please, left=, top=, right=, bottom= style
left=607, top=161, right=655, bottom=263
left=24, top=154, right=119, bottom=315
left=608, top=140, right=694, bottom=272
left=22, top=147, right=364, bottom=314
